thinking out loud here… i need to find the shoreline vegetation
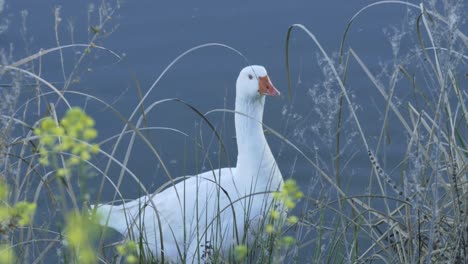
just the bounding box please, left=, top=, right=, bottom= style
left=0, top=0, right=466, bottom=263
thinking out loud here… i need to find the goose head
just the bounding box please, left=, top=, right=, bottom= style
left=236, top=65, right=280, bottom=100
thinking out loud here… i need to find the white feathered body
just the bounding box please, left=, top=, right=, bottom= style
left=98, top=162, right=282, bottom=261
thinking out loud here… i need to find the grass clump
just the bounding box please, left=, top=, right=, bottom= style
left=284, top=1, right=467, bottom=263
left=234, top=179, right=303, bottom=263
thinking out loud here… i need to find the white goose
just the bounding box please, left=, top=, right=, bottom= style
left=97, top=65, right=284, bottom=262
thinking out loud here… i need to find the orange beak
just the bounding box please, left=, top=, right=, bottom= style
left=258, top=75, right=280, bottom=96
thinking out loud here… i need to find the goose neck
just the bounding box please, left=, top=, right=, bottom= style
left=235, top=96, right=270, bottom=167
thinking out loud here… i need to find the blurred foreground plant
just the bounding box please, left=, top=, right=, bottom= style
left=34, top=107, right=101, bottom=263
left=64, top=212, right=101, bottom=264
left=0, top=178, right=36, bottom=264
left=117, top=241, right=138, bottom=263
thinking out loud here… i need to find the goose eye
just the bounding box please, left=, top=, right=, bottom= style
left=248, top=74, right=253, bottom=80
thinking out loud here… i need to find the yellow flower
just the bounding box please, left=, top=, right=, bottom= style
left=57, top=168, right=69, bottom=177
left=266, top=224, right=274, bottom=233
left=287, top=216, right=298, bottom=225
left=71, top=145, right=83, bottom=155
left=67, top=107, right=82, bottom=119
left=282, top=236, right=295, bottom=246
left=83, top=129, right=97, bottom=140
left=285, top=199, right=296, bottom=209
left=65, top=212, right=99, bottom=264
left=62, top=137, right=74, bottom=148
left=35, top=108, right=99, bottom=186
left=80, top=151, right=91, bottom=161
left=13, top=202, right=36, bottom=225
left=40, top=118, right=55, bottom=130
left=294, top=191, right=304, bottom=199
left=39, top=147, right=48, bottom=156
left=60, top=118, right=69, bottom=128
left=68, top=130, right=78, bottom=139
left=33, top=128, right=41, bottom=135
left=83, top=117, right=95, bottom=127
left=265, top=179, right=302, bottom=251
left=283, top=179, right=296, bottom=191
left=39, top=157, right=49, bottom=166
left=41, top=135, right=55, bottom=146
left=117, top=241, right=138, bottom=263
left=90, top=144, right=100, bottom=154
left=270, top=209, right=280, bottom=220
left=51, top=126, right=65, bottom=136
left=116, top=245, right=126, bottom=255
left=0, top=244, right=15, bottom=264
left=272, top=192, right=281, bottom=200
left=126, top=241, right=137, bottom=252
left=68, top=156, right=81, bottom=165
left=0, top=208, right=9, bottom=222
left=0, top=181, right=9, bottom=200
left=234, top=244, right=248, bottom=261
left=126, top=255, right=138, bottom=263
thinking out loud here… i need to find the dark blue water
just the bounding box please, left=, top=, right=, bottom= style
left=4, top=0, right=409, bottom=182
left=2, top=0, right=466, bottom=262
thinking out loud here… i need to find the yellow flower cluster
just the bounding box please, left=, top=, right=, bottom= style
left=0, top=180, right=36, bottom=229
left=116, top=241, right=138, bottom=263
left=34, top=107, right=99, bottom=177
left=234, top=244, right=248, bottom=262
left=65, top=212, right=100, bottom=264
left=273, top=179, right=304, bottom=210
left=0, top=244, right=15, bottom=264
left=33, top=108, right=103, bottom=263
left=0, top=179, right=36, bottom=264
left=266, top=179, right=303, bottom=247
left=229, top=181, right=303, bottom=263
